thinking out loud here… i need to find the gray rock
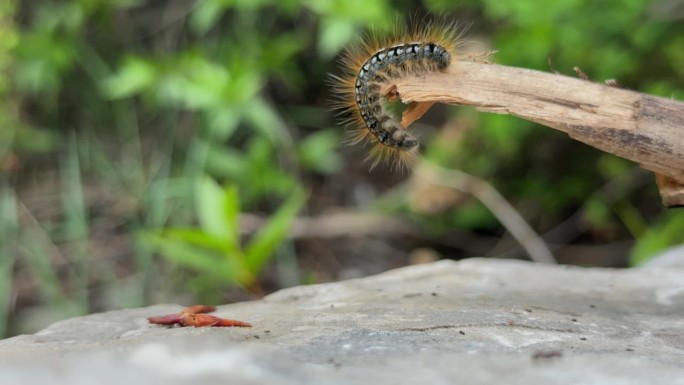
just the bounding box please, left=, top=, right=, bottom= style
left=641, top=244, right=684, bottom=268
left=1, top=258, right=683, bottom=384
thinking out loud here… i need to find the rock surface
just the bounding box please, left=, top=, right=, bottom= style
left=1, top=258, right=683, bottom=384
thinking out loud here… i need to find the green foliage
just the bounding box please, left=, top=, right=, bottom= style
left=305, top=0, right=393, bottom=58
left=3, top=0, right=683, bottom=337
left=298, top=130, right=344, bottom=174
left=0, top=187, right=17, bottom=337
left=3, top=0, right=347, bottom=335
left=142, top=177, right=306, bottom=293
left=0, top=0, right=60, bottom=159
left=630, top=213, right=684, bottom=266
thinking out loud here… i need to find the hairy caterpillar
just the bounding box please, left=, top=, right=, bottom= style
left=331, top=21, right=464, bottom=170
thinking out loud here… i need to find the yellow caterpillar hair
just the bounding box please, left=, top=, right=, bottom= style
left=331, top=20, right=464, bottom=170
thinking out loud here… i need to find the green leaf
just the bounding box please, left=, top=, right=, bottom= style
left=141, top=231, right=249, bottom=284
left=15, top=33, right=76, bottom=93
left=13, top=126, right=59, bottom=153
left=161, top=228, right=230, bottom=251
left=450, top=201, right=498, bottom=230
left=244, top=187, right=306, bottom=273
left=101, top=56, right=157, bottom=99
left=204, top=142, right=249, bottom=179
left=582, top=197, right=613, bottom=228
left=190, top=0, right=228, bottom=35
left=630, top=213, right=684, bottom=266
left=205, top=107, right=240, bottom=140
left=194, top=177, right=240, bottom=251
left=243, top=98, right=285, bottom=144
left=242, top=137, right=297, bottom=200
left=317, top=17, right=357, bottom=59
left=260, top=34, right=307, bottom=70
left=0, top=187, right=17, bottom=337
left=298, top=129, right=342, bottom=174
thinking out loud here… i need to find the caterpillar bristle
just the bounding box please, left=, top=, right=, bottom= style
left=330, top=18, right=465, bottom=172
left=367, top=141, right=419, bottom=172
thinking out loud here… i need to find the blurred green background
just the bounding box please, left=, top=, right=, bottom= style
left=1, top=0, right=683, bottom=337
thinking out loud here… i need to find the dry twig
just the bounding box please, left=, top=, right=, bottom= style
left=385, top=62, right=684, bottom=207
left=414, top=161, right=556, bottom=264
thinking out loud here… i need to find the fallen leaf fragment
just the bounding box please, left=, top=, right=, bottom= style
left=147, top=304, right=252, bottom=328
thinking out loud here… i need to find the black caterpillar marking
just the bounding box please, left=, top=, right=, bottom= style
left=354, top=42, right=452, bottom=153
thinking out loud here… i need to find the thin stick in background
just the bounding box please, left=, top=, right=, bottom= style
left=415, top=161, right=556, bottom=264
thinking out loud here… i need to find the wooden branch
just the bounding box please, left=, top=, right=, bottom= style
left=387, top=61, right=684, bottom=207
left=240, top=212, right=414, bottom=238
